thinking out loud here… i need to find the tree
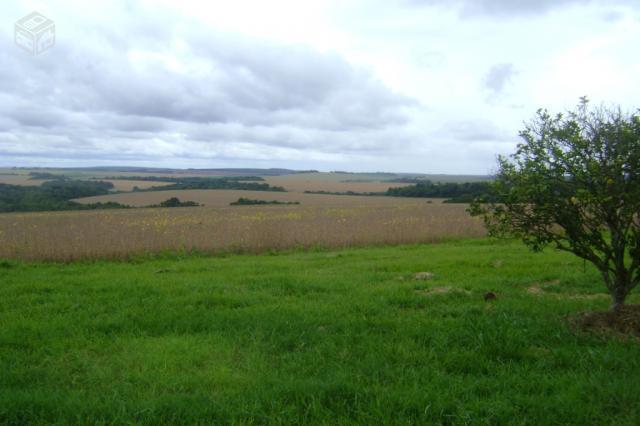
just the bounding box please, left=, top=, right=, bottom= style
left=470, top=98, right=640, bottom=311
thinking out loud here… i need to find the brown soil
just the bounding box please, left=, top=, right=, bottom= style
left=567, top=305, right=640, bottom=339
left=414, top=287, right=471, bottom=296
left=526, top=280, right=608, bottom=300
left=526, top=286, right=544, bottom=295
left=413, top=272, right=435, bottom=280
left=527, top=279, right=560, bottom=294
left=491, top=260, right=504, bottom=268
left=484, top=292, right=497, bottom=301
left=566, top=293, right=609, bottom=300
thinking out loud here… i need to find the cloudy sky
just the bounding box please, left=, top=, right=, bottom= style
left=1, top=0, right=639, bottom=173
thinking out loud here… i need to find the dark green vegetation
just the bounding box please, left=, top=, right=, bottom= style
left=27, top=172, right=68, bottom=180
left=6, top=167, right=493, bottom=183
left=230, top=197, right=300, bottom=206
left=0, top=177, right=285, bottom=213
left=388, top=177, right=434, bottom=183
left=303, top=190, right=382, bottom=196
left=1, top=239, right=639, bottom=424
left=0, top=180, right=129, bottom=213
left=148, top=198, right=200, bottom=208
left=103, top=175, right=266, bottom=182
left=471, top=100, right=640, bottom=311
left=142, top=177, right=285, bottom=192
left=387, top=181, right=493, bottom=203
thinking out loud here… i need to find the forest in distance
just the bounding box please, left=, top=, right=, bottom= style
left=0, top=171, right=493, bottom=213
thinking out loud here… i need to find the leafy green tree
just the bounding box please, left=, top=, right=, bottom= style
left=158, top=197, right=199, bottom=207
left=470, top=99, right=640, bottom=311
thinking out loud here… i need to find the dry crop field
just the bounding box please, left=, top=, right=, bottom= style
left=262, top=172, right=411, bottom=193
left=0, top=175, right=171, bottom=191
left=0, top=175, right=49, bottom=186
left=1, top=169, right=487, bottom=193
left=262, top=172, right=491, bottom=193
left=0, top=201, right=484, bottom=261
left=73, top=189, right=439, bottom=207
left=99, top=179, right=173, bottom=192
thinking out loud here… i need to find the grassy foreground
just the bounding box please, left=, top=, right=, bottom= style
left=1, top=239, right=639, bottom=424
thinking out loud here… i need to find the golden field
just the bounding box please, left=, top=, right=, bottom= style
left=0, top=175, right=49, bottom=186
left=0, top=202, right=484, bottom=261
left=73, top=189, right=434, bottom=207
left=263, top=174, right=410, bottom=193
left=100, top=179, right=173, bottom=191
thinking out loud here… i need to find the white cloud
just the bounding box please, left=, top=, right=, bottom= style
left=0, top=0, right=638, bottom=173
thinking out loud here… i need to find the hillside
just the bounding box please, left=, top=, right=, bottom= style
left=1, top=239, right=639, bottom=424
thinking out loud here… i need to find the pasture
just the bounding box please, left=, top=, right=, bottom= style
left=1, top=239, right=639, bottom=424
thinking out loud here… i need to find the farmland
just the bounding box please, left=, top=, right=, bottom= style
left=4, top=0, right=638, bottom=422
left=72, top=189, right=435, bottom=207
left=0, top=168, right=490, bottom=190
left=0, top=200, right=482, bottom=261
left=1, top=168, right=639, bottom=424
left=0, top=169, right=491, bottom=261
left=262, top=172, right=490, bottom=193
left=0, top=175, right=49, bottom=187
left=98, top=179, right=173, bottom=192
left=262, top=173, right=411, bottom=193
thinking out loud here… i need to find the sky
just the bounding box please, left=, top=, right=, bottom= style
left=1, top=0, right=639, bottom=174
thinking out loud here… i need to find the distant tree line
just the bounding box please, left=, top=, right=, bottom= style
left=387, top=181, right=494, bottom=203
left=148, top=177, right=285, bottom=192
left=102, top=176, right=286, bottom=192
left=101, top=175, right=266, bottom=183
left=0, top=176, right=287, bottom=213
left=0, top=180, right=129, bottom=213
left=387, top=177, right=432, bottom=183
left=303, top=190, right=383, bottom=196
left=330, top=171, right=396, bottom=176
left=28, top=172, right=68, bottom=180
left=148, top=197, right=200, bottom=208
left=230, top=198, right=300, bottom=206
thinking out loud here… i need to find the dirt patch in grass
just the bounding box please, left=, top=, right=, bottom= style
left=527, top=279, right=560, bottom=294
left=415, top=287, right=471, bottom=296
left=526, top=286, right=545, bottom=295
left=526, top=279, right=608, bottom=300
left=412, top=272, right=435, bottom=280
left=566, top=293, right=609, bottom=300
left=567, top=305, right=640, bottom=339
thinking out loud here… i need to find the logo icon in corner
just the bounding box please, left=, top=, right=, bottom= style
left=15, top=11, right=55, bottom=56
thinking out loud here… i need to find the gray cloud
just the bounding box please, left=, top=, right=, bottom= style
left=436, top=119, right=515, bottom=143
left=2, top=0, right=637, bottom=174
left=483, top=63, right=517, bottom=96
left=0, top=11, right=419, bottom=167
left=6, top=38, right=414, bottom=129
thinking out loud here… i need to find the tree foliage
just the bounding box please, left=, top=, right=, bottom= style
left=230, top=197, right=300, bottom=206
left=145, top=177, right=284, bottom=192
left=470, top=99, right=640, bottom=310
left=0, top=180, right=121, bottom=212
left=388, top=181, right=493, bottom=203
left=154, top=197, right=200, bottom=208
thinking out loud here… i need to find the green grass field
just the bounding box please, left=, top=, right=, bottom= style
left=1, top=239, right=639, bottom=424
